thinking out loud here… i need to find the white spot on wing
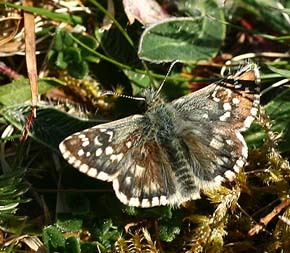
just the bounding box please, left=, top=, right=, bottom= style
left=105, top=146, right=113, bottom=155
left=226, top=139, right=233, bottom=145
left=214, top=175, right=225, bottom=184
left=233, top=164, right=240, bottom=173
left=62, top=150, right=70, bottom=159
left=82, top=140, right=90, bottom=147
left=213, top=97, right=221, bottom=102
left=129, top=197, right=140, bottom=206
left=78, top=134, right=86, bottom=139
left=113, top=180, right=129, bottom=205
left=68, top=156, right=76, bottom=164
left=250, top=107, right=258, bottom=116
left=216, top=156, right=227, bottom=166
left=106, top=130, right=114, bottom=142
left=96, top=148, right=103, bottom=157
left=141, top=199, right=151, bottom=208
left=236, top=131, right=248, bottom=158
left=77, top=149, right=85, bottom=157
left=73, top=159, right=81, bottom=167
left=125, top=177, right=131, bottom=185
left=224, top=170, right=236, bottom=181
left=219, top=111, right=231, bottom=121
left=234, top=83, right=242, bottom=89
left=232, top=97, right=240, bottom=104
left=94, top=136, right=102, bottom=146
left=126, top=141, right=132, bottom=148
left=97, top=171, right=109, bottom=181
left=79, top=164, right=89, bottom=173
left=236, top=159, right=244, bottom=168
left=81, top=137, right=89, bottom=142
left=223, top=102, right=232, bottom=111
left=151, top=197, right=160, bottom=206
left=160, top=196, right=167, bottom=206
left=110, top=153, right=123, bottom=162
left=87, top=168, right=98, bottom=177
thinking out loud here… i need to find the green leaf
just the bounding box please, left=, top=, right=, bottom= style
left=68, top=61, right=89, bottom=79
left=244, top=123, right=265, bottom=149
left=43, top=225, right=66, bottom=251
left=49, top=29, right=97, bottom=77
left=56, top=51, right=69, bottom=69
left=123, top=70, right=152, bottom=95
left=242, top=0, right=290, bottom=34
left=65, top=237, right=81, bottom=253
left=245, top=89, right=290, bottom=152
left=92, top=219, right=122, bottom=249
left=64, top=47, right=82, bottom=63
left=0, top=167, right=29, bottom=216
left=265, top=89, right=290, bottom=152
left=159, top=223, right=181, bottom=242
left=268, top=66, right=290, bottom=78
left=57, top=218, right=83, bottom=232
left=76, top=33, right=99, bottom=62
left=2, top=105, right=101, bottom=150
left=0, top=183, right=29, bottom=200
left=0, top=79, right=59, bottom=106
left=53, top=29, right=75, bottom=51
left=138, top=1, right=225, bottom=63
left=73, top=33, right=98, bottom=51
left=54, top=29, right=65, bottom=51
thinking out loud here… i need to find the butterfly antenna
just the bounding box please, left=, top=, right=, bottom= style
left=101, top=90, right=146, bottom=101
left=102, top=60, right=179, bottom=101
left=156, top=60, right=179, bottom=95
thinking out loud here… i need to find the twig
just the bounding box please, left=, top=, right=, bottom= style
left=248, top=199, right=290, bottom=236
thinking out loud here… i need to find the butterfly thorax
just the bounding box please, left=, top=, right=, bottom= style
left=143, top=103, right=177, bottom=142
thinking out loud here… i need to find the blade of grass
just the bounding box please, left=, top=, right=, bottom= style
left=1, top=2, right=83, bottom=25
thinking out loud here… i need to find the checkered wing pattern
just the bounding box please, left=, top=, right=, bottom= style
left=170, top=64, right=260, bottom=191
left=59, top=63, right=260, bottom=208
left=59, top=115, right=184, bottom=207
left=60, top=116, right=144, bottom=182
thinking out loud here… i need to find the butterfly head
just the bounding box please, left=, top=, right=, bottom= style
left=139, top=87, right=165, bottom=110
left=137, top=61, right=179, bottom=110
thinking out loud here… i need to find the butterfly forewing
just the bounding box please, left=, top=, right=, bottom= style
left=60, top=115, right=144, bottom=181
left=59, top=63, right=260, bottom=208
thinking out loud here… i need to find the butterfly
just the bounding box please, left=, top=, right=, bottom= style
left=59, top=63, right=260, bottom=208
